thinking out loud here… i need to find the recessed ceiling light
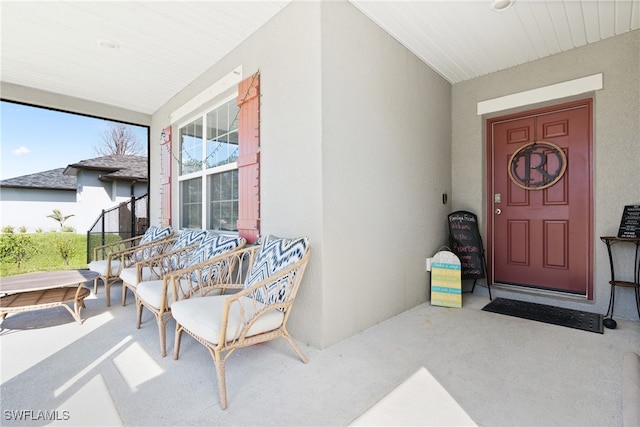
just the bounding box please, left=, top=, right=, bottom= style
left=490, top=0, right=515, bottom=11
left=97, top=38, right=119, bottom=49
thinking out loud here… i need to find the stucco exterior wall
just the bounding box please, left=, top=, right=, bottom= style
left=0, top=188, right=76, bottom=232
left=451, top=29, right=640, bottom=319
left=150, top=0, right=452, bottom=348
left=75, top=171, right=148, bottom=232
left=320, top=1, right=452, bottom=345
left=0, top=171, right=147, bottom=233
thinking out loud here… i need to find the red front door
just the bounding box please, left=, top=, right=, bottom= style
left=487, top=99, right=593, bottom=297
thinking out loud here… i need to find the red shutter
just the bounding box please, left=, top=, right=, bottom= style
left=160, top=126, right=172, bottom=227
left=237, top=73, right=260, bottom=243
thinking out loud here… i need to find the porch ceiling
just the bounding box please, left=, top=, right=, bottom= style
left=1, top=1, right=638, bottom=116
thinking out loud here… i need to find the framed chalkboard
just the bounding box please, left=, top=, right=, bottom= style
left=618, top=205, right=640, bottom=238
left=448, top=210, right=485, bottom=280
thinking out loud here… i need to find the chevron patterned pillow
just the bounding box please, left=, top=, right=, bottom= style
left=134, top=226, right=173, bottom=261
left=187, top=233, right=244, bottom=266
left=163, top=229, right=210, bottom=270
left=244, top=235, right=309, bottom=306
left=171, top=229, right=209, bottom=251
left=139, top=226, right=172, bottom=245
left=185, top=233, right=245, bottom=282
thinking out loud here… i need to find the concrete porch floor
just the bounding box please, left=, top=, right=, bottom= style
left=1, top=283, right=639, bottom=426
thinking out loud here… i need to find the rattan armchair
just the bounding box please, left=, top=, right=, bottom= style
left=134, top=235, right=247, bottom=356
left=115, top=236, right=183, bottom=305
left=171, top=235, right=310, bottom=409
left=119, top=229, right=213, bottom=306
left=88, top=226, right=173, bottom=306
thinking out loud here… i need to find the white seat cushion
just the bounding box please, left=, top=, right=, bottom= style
left=137, top=279, right=176, bottom=309
left=171, top=296, right=284, bottom=345
left=88, top=259, right=121, bottom=276
left=119, top=266, right=153, bottom=287
left=137, top=279, right=223, bottom=309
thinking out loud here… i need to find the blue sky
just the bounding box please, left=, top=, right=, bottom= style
left=0, top=101, right=148, bottom=180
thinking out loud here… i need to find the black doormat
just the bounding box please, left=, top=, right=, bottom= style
left=482, top=298, right=603, bottom=334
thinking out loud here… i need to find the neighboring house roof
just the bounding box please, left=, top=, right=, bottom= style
left=64, top=155, right=148, bottom=182
left=0, top=155, right=148, bottom=190
left=0, top=168, right=76, bottom=191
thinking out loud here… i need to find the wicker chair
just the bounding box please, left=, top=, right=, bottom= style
left=88, top=226, right=173, bottom=306
left=171, top=235, right=310, bottom=410
left=134, top=235, right=247, bottom=357
left=119, top=229, right=212, bottom=306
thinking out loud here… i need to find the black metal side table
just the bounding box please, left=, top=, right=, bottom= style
left=600, top=236, right=640, bottom=324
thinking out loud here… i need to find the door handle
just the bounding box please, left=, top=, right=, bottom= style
left=495, top=208, right=502, bottom=215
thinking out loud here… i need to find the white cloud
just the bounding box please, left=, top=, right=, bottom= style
left=11, top=146, right=30, bottom=155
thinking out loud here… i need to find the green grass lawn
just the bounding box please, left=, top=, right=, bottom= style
left=0, top=233, right=89, bottom=277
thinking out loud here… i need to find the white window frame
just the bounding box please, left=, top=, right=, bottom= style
left=176, top=94, right=239, bottom=231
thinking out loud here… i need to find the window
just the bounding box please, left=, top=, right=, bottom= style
left=175, top=72, right=260, bottom=242
left=178, top=97, right=239, bottom=231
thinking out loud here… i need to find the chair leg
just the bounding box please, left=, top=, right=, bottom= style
left=93, top=278, right=99, bottom=295
left=157, top=315, right=168, bottom=357
left=122, top=283, right=128, bottom=306
left=213, top=354, right=228, bottom=410
left=282, top=329, right=308, bottom=363
left=104, top=279, right=112, bottom=307
left=136, top=301, right=144, bottom=329
left=173, top=325, right=183, bottom=360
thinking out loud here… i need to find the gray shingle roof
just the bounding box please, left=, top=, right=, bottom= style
left=64, top=155, right=148, bottom=182
left=0, top=168, right=76, bottom=191
left=1, top=155, right=148, bottom=190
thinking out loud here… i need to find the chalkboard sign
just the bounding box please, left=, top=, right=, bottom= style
left=448, top=210, right=485, bottom=280
left=618, top=204, right=640, bottom=238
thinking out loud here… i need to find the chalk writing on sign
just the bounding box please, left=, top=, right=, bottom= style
left=448, top=211, right=485, bottom=279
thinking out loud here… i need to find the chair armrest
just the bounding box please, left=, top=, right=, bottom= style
left=216, top=249, right=311, bottom=345
left=135, top=243, right=200, bottom=282
left=93, top=235, right=144, bottom=261
left=225, top=248, right=310, bottom=305
left=169, top=244, right=256, bottom=301
left=118, top=236, right=178, bottom=270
